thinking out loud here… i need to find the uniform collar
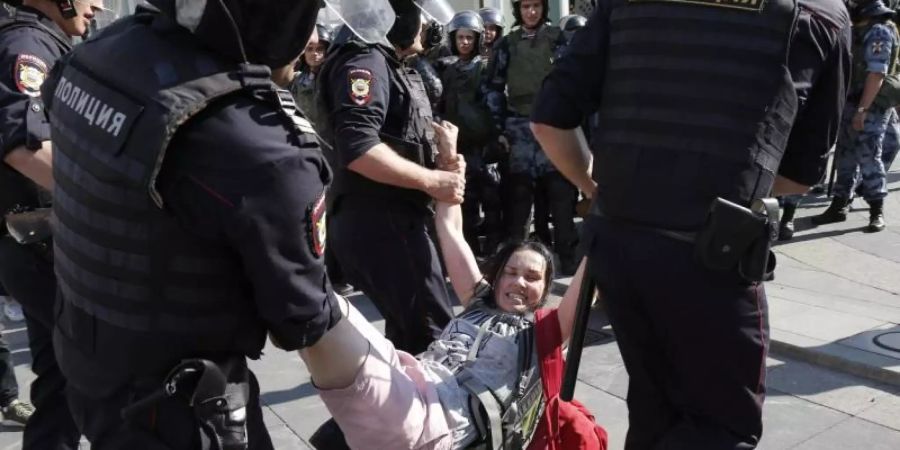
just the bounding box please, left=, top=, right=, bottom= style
left=14, top=6, right=73, bottom=48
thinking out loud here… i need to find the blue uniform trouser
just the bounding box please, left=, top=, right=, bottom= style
left=834, top=104, right=889, bottom=201
left=585, top=217, right=767, bottom=450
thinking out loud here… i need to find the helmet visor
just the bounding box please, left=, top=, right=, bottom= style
left=414, top=0, right=454, bottom=24
left=324, top=0, right=396, bottom=44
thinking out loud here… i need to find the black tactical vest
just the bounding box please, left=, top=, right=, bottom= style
left=0, top=11, right=70, bottom=214
left=318, top=43, right=437, bottom=209
left=45, top=11, right=308, bottom=391
left=592, top=0, right=799, bottom=229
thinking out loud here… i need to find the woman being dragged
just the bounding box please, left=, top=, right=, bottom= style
left=300, top=121, right=589, bottom=450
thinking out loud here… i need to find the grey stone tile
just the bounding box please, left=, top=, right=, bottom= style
left=766, top=359, right=893, bottom=416
left=792, top=417, right=900, bottom=450
left=856, top=388, right=900, bottom=432
left=577, top=341, right=629, bottom=400
left=767, top=296, right=888, bottom=343
left=573, top=381, right=629, bottom=450
left=758, top=391, right=849, bottom=450
left=766, top=283, right=900, bottom=325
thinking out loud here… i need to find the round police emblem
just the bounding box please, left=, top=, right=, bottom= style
left=348, top=68, right=373, bottom=106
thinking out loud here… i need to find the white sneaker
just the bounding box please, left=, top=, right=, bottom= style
left=2, top=299, right=24, bottom=323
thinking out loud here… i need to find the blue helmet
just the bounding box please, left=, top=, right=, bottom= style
left=447, top=10, right=484, bottom=55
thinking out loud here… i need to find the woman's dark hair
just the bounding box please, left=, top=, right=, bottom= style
left=481, top=240, right=556, bottom=307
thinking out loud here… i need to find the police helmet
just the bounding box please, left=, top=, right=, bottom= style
left=478, top=6, right=503, bottom=28
left=387, top=0, right=453, bottom=50
left=512, top=0, right=549, bottom=27
left=847, top=0, right=895, bottom=19
left=559, top=14, right=586, bottom=41
left=150, top=0, right=321, bottom=68
left=316, top=23, right=334, bottom=45
left=447, top=10, right=484, bottom=56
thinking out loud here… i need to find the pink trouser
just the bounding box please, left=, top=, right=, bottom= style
left=316, top=330, right=453, bottom=450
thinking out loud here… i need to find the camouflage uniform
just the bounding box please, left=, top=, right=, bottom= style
left=832, top=22, right=897, bottom=202
left=884, top=107, right=900, bottom=170
left=289, top=70, right=324, bottom=132
left=482, top=24, right=579, bottom=272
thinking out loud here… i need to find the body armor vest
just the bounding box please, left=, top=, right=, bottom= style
left=592, top=0, right=799, bottom=229
left=852, top=19, right=900, bottom=97
left=440, top=56, right=494, bottom=147
left=319, top=43, right=437, bottom=208
left=291, top=70, right=325, bottom=133
left=0, top=12, right=70, bottom=214
left=46, top=11, right=313, bottom=390
left=506, top=26, right=561, bottom=116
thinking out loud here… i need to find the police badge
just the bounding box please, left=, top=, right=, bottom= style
left=14, top=54, right=48, bottom=97
left=348, top=68, right=373, bottom=106
left=307, top=190, right=327, bottom=258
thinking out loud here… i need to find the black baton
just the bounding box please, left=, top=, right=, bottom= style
left=827, top=148, right=838, bottom=197
left=560, top=261, right=596, bottom=402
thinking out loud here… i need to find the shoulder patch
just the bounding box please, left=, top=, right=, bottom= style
left=348, top=68, right=374, bottom=106
left=307, top=190, right=327, bottom=258
left=627, top=0, right=764, bottom=12
left=14, top=54, right=48, bottom=97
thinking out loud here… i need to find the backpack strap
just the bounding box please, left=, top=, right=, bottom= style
left=458, top=368, right=504, bottom=450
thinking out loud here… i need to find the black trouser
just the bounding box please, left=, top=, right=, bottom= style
left=503, top=171, right=578, bottom=264
left=0, top=331, right=18, bottom=407
left=330, top=196, right=453, bottom=354
left=66, top=371, right=272, bottom=449
left=461, top=152, right=503, bottom=255
left=585, top=218, right=767, bottom=449
left=0, top=237, right=80, bottom=449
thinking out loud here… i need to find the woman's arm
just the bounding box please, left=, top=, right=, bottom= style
left=557, top=257, right=593, bottom=344
left=434, top=201, right=483, bottom=307
left=432, top=120, right=483, bottom=308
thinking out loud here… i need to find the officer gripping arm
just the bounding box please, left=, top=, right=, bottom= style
left=327, top=37, right=464, bottom=204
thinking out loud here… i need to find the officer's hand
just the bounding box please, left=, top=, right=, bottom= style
left=438, top=154, right=466, bottom=176
left=426, top=170, right=466, bottom=204
left=432, top=120, right=459, bottom=159
left=852, top=110, right=867, bottom=132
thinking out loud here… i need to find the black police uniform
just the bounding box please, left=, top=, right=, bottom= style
left=43, top=7, right=341, bottom=448
left=319, top=39, right=454, bottom=355
left=532, top=0, right=851, bottom=448
left=0, top=6, right=81, bottom=449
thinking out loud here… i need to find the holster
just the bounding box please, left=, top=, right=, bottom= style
left=121, top=357, right=250, bottom=450
left=694, top=198, right=779, bottom=283
left=4, top=207, right=52, bottom=244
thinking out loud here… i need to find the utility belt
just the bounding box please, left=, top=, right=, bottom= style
left=121, top=356, right=251, bottom=450
left=591, top=197, right=779, bottom=283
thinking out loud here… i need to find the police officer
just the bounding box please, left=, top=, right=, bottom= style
left=0, top=0, right=113, bottom=447
left=291, top=23, right=334, bottom=133
left=531, top=0, right=850, bottom=448
left=477, top=7, right=504, bottom=58
left=44, top=0, right=348, bottom=446
left=318, top=0, right=459, bottom=355
left=814, top=0, right=896, bottom=232
left=482, top=0, right=578, bottom=275
left=437, top=10, right=502, bottom=256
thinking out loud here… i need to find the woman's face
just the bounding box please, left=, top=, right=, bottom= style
left=494, top=249, right=547, bottom=314
left=304, top=41, right=328, bottom=69
left=455, top=29, right=476, bottom=58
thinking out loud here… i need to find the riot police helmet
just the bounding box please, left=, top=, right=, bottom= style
left=512, top=0, right=548, bottom=28
left=559, top=14, right=586, bottom=41
left=316, top=23, right=334, bottom=45
left=847, top=0, right=895, bottom=19
left=447, top=10, right=484, bottom=56
left=150, top=0, right=325, bottom=68
left=478, top=6, right=503, bottom=28
left=387, top=0, right=453, bottom=51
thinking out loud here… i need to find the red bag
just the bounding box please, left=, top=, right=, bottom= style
left=527, top=309, right=608, bottom=450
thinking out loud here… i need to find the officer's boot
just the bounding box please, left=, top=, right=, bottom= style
left=868, top=199, right=886, bottom=232
left=811, top=196, right=850, bottom=226
left=779, top=203, right=797, bottom=241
